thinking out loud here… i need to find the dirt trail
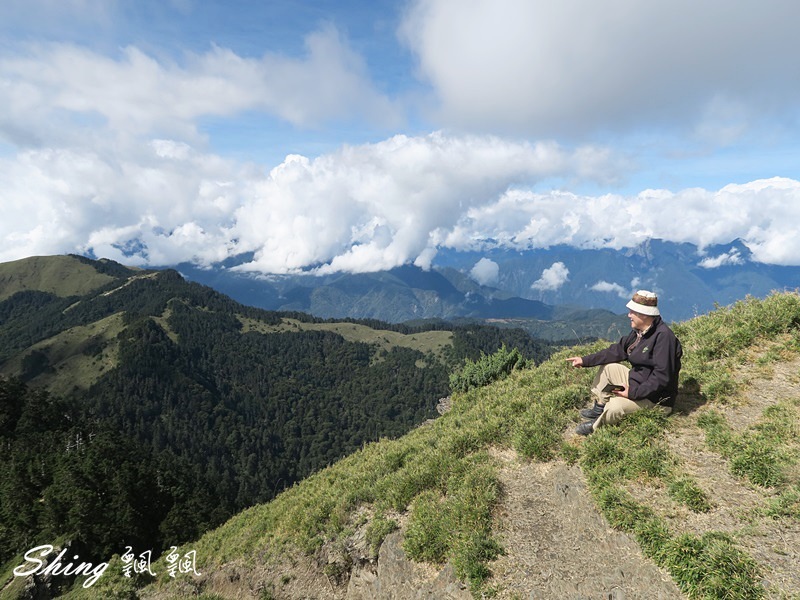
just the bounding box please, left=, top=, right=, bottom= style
left=662, top=355, right=800, bottom=598
left=489, top=449, right=683, bottom=599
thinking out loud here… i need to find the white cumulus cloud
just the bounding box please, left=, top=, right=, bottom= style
left=591, top=281, right=630, bottom=299
left=230, top=133, right=617, bottom=274
left=442, top=178, right=800, bottom=265
left=2, top=132, right=800, bottom=272
left=470, top=258, right=499, bottom=286
left=531, top=262, right=569, bottom=291
left=698, top=248, right=745, bottom=269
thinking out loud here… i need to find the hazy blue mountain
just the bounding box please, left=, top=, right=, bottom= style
left=172, top=238, right=797, bottom=326
left=175, top=262, right=556, bottom=322
left=443, top=238, right=797, bottom=321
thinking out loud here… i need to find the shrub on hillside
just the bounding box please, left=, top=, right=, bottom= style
left=448, top=345, right=527, bottom=394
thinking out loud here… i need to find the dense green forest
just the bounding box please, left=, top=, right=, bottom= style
left=0, top=263, right=553, bottom=569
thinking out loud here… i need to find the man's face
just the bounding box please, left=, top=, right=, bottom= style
left=628, top=310, right=652, bottom=331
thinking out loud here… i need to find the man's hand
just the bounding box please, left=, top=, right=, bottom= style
left=612, top=385, right=629, bottom=398
left=566, top=356, right=583, bottom=368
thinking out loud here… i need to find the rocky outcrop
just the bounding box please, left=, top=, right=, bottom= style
left=346, top=532, right=470, bottom=600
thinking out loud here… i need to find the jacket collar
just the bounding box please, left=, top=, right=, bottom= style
left=640, top=315, right=662, bottom=337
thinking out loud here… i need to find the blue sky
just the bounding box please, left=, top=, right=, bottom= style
left=1, top=0, right=799, bottom=274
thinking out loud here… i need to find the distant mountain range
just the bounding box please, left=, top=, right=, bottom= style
left=173, top=261, right=631, bottom=341
left=440, top=238, right=797, bottom=322
left=171, top=237, right=796, bottom=329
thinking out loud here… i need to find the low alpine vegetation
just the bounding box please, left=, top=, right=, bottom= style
left=449, top=344, right=527, bottom=393
left=579, top=411, right=762, bottom=598
left=697, top=401, right=799, bottom=488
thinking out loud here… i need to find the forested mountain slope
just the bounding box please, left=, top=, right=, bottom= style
left=0, top=255, right=552, bottom=593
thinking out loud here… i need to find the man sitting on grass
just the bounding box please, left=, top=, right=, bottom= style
left=566, top=290, right=682, bottom=436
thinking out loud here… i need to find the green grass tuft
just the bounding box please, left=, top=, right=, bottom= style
left=666, top=476, right=713, bottom=513
left=698, top=406, right=797, bottom=488
left=764, top=484, right=800, bottom=520
left=403, top=459, right=502, bottom=591
left=661, top=533, right=764, bottom=600
left=365, top=512, right=399, bottom=558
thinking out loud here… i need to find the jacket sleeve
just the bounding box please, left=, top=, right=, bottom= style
left=581, top=335, right=631, bottom=367
left=627, top=331, right=679, bottom=400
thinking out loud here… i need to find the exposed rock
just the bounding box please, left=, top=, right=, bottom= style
left=346, top=532, right=470, bottom=600
left=435, top=396, right=452, bottom=415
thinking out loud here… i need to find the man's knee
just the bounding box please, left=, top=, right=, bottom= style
left=599, top=363, right=628, bottom=380
left=598, top=397, right=640, bottom=427
left=604, top=402, right=626, bottom=421
left=602, top=401, right=629, bottom=424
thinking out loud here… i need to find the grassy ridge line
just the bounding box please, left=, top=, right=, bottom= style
left=673, top=291, right=800, bottom=402
left=0, top=255, right=118, bottom=301
left=131, top=292, right=800, bottom=599
left=238, top=316, right=454, bottom=361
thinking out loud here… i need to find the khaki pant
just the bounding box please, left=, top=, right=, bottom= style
left=590, top=363, right=672, bottom=432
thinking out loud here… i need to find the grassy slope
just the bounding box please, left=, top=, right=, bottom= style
left=1, top=312, right=126, bottom=395
left=239, top=316, right=454, bottom=362
left=0, top=255, right=117, bottom=301
left=124, top=292, right=800, bottom=600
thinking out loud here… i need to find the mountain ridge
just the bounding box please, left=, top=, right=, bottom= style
left=170, top=238, right=800, bottom=326
left=0, top=255, right=135, bottom=301
left=173, top=259, right=629, bottom=341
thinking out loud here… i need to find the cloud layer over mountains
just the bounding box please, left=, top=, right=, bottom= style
left=1, top=1, right=799, bottom=272
left=3, top=131, right=798, bottom=271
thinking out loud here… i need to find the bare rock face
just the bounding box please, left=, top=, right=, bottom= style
left=346, top=532, right=471, bottom=600
left=435, top=397, right=452, bottom=415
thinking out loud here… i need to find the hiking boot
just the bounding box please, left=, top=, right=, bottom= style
left=575, top=420, right=596, bottom=436
left=580, top=402, right=606, bottom=420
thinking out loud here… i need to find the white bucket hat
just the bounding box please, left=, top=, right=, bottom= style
left=626, top=290, right=660, bottom=316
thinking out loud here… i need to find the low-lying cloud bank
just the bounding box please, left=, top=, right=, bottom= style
left=1, top=132, right=799, bottom=272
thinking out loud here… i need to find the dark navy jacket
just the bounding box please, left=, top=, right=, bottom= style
left=581, top=316, right=682, bottom=407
